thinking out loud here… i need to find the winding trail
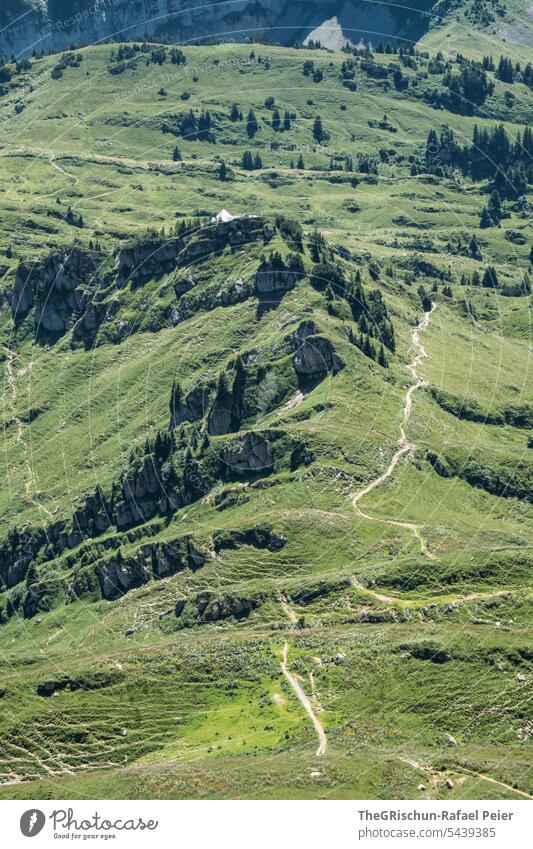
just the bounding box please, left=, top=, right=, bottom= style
left=397, top=756, right=533, bottom=800
left=462, top=769, right=533, bottom=800
left=351, top=305, right=436, bottom=559
left=279, top=594, right=298, bottom=624
left=281, top=641, right=327, bottom=758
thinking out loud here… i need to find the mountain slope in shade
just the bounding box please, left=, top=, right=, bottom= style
left=0, top=0, right=457, bottom=58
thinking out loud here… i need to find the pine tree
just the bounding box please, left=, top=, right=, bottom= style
left=313, top=115, right=326, bottom=143
left=482, top=265, right=499, bottom=288
left=169, top=379, right=182, bottom=431
left=297, top=153, right=305, bottom=169
left=378, top=344, right=389, bottom=368
left=218, top=160, right=227, bottom=181
left=241, top=150, right=254, bottom=170
left=246, top=109, right=259, bottom=138
left=172, top=146, right=182, bottom=161
left=487, top=189, right=502, bottom=223
left=230, top=102, right=240, bottom=121
left=479, top=206, right=492, bottom=229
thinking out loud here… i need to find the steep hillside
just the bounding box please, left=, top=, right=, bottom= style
left=0, top=39, right=531, bottom=800
left=2, top=0, right=532, bottom=59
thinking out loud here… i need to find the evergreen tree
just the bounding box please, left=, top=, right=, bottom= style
left=313, top=115, right=326, bottom=143
left=479, top=206, right=492, bottom=229
left=241, top=150, right=254, bottom=170
left=496, top=55, right=514, bottom=83
left=487, top=189, right=502, bottom=223
left=482, top=265, right=499, bottom=288
left=246, top=109, right=259, bottom=138
left=378, top=344, right=389, bottom=368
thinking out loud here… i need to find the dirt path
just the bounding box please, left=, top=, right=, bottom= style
left=279, top=594, right=298, bottom=624
left=351, top=305, right=436, bottom=559
left=281, top=641, right=327, bottom=758
left=462, top=768, right=533, bottom=800
left=396, top=755, right=533, bottom=800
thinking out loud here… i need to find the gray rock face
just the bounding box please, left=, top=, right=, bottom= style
left=169, top=381, right=213, bottom=430
left=93, top=537, right=206, bottom=600
left=255, top=268, right=298, bottom=295
left=11, top=247, right=99, bottom=336
left=0, top=2, right=435, bottom=59
left=213, top=525, right=286, bottom=553
left=118, top=217, right=265, bottom=286
left=175, top=589, right=267, bottom=624
left=114, top=453, right=181, bottom=531
left=71, top=486, right=112, bottom=538
left=117, top=240, right=181, bottom=284
left=221, top=432, right=275, bottom=475
left=96, top=554, right=152, bottom=601
left=292, top=321, right=344, bottom=379
left=171, top=277, right=251, bottom=327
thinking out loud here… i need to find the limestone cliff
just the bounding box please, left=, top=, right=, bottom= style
left=0, top=1, right=435, bottom=58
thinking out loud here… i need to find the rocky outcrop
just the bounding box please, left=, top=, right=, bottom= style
left=169, top=380, right=213, bottom=430
left=175, top=589, right=267, bottom=625
left=221, top=432, right=275, bottom=475
left=170, top=277, right=252, bottom=327
left=213, top=525, right=286, bottom=553
left=71, top=486, right=112, bottom=541
left=11, top=247, right=100, bottom=337
left=292, top=321, right=344, bottom=380
left=255, top=267, right=299, bottom=296
left=95, top=553, right=152, bottom=601
left=117, top=217, right=266, bottom=286
left=0, top=426, right=304, bottom=607
left=113, top=453, right=178, bottom=531
left=427, top=450, right=533, bottom=503
left=288, top=578, right=351, bottom=605
left=116, top=238, right=182, bottom=285
left=93, top=534, right=207, bottom=601
left=70, top=298, right=119, bottom=349
left=0, top=2, right=435, bottom=59
left=0, top=526, right=49, bottom=591
left=37, top=669, right=122, bottom=697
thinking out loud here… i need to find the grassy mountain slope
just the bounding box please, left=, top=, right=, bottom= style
left=0, top=39, right=531, bottom=799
